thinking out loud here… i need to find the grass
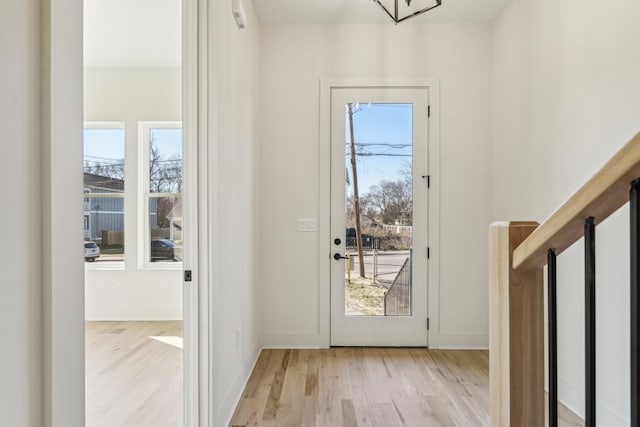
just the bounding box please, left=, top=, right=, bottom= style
left=345, top=276, right=387, bottom=315
left=99, top=244, right=124, bottom=255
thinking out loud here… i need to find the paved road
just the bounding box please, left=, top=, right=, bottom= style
left=347, top=250, right=410, bottom=284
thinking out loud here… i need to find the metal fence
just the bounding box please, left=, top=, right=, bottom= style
left=384, top=251, right=411, bottom=316
left=346, top=235, right=381, bottom=251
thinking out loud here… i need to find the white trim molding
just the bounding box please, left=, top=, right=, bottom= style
left=42, top=0, right=85, bottom=424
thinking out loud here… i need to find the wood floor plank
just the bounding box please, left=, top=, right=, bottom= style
left=263, top=371, right=286, bottom=421
left=341, top=399, right=358, bottom=427
left=87, top=325, right=585, bottom=427
left=230, top=348, right=585, bottom=427
left=85, top=321, right=182, bottom=427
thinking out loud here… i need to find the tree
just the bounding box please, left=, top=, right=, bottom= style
left=149, top=138, right=182, bottom=193
left=148, top=137, right=182, bottom=229
left=83, top=159, right=124, bottom=180
left=84, top=137, right=183, bottom=227
left=363, top=177, right=412, bottom=226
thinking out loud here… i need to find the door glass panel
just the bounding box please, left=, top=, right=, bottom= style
left=344, top=103, right=413, bottom=316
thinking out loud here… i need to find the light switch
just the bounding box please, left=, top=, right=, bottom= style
left=298, top=218, right=316, bottom=232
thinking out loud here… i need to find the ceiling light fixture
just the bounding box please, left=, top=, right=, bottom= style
left=373, top=0, right=442, bottom=24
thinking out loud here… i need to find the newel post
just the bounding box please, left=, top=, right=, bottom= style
left=489, top=222, right=544, bottom=426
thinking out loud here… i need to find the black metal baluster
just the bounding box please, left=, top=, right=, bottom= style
left=631, top=179, right=640, bottom=426
left=585, top=217, right=596, bottom=426
left=548, top=248, right=558, bottom=427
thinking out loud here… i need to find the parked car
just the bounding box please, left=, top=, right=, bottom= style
left=84, top=241, right=100, bottom=262
left=150, top=239, right=181, bottom=262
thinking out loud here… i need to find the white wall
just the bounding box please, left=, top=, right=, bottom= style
left=2, top=0, right=85, bottom=424
left=1, top=1, right=262, bottom=425
left=259, top=23, right=493, bottom=349
left=492, top=0, right=640, bottom=423
left=0, top=1, right=43, bottom=425
left=84, top=67, right=183, bottom=320
left=208, top=0, right=262, bottom=424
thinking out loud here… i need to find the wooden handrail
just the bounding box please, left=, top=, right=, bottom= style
left=513, top=131, right=640, bottom=270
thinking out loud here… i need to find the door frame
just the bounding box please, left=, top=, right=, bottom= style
left=182, top=0, right=203, bottom=424
left=319, top=78, right=441, bottom=348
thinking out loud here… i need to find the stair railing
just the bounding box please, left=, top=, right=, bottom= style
left=489, top=131, right=640, bottom=426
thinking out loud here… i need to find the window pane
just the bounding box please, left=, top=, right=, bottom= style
left=84, top=127, right=125, bottom=263
left=84, top=196, right=125, bottom=262
left=149, top=128, right=182, bottom=193
left=149, top=196, right=182, bottom=263
left=84, top=128, right=125, bottom=189
left=343, top=103, right=413, bottom=316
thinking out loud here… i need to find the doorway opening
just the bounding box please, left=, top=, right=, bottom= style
left=83, top=0, right=190, bottom=424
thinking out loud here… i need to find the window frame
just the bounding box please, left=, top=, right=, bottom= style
left=83, top=121, right=126, bottom=270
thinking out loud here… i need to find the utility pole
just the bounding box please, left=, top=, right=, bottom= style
left=348, top=103, right=366, bottom=278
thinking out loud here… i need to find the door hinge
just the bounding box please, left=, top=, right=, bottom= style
left=427, top=247, right=430, bottom=259
left=427, top=318, right=430, bottom=330
left=427, top=105, right=431, bottom=118
left=184, top=270, right=192, bottom=282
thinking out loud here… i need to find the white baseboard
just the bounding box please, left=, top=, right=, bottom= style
left=85, top=306, right=182, bottom=320
left=430, top=332, right=489, bottom=349
left=219, top=345, right=262, bottom=427
left=261, top=331, right=328, bottom=348
left=557, top=376, right=627, bottom=426
left=261, top=331, right=489, bottom=350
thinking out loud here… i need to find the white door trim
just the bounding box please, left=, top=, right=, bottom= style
left=182, top=0, right=203, bottom=424
left=319, top=78, right=441, bottom=348
left=43, top=0, right=85, bottom=424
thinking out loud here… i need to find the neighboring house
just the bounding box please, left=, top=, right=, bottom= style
left=83, top=172, right=124, bottom=242
left=165, top=198, right=182, bottom=242
left=83, top=172, right=182, bottom=243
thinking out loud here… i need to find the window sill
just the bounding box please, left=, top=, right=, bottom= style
left=84, top=261, right=125, bottom=271
left=139, top=262, right=184, bottom=271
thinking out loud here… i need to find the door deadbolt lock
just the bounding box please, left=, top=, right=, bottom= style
left=334, top=238, right=341, bottom=245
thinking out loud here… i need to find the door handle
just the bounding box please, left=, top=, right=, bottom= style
left=333, top=253, right=349, bottom=260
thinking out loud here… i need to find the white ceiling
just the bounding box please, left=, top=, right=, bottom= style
left=253, top=0, right=512, bottom=25
left=84, top=0, right=182, bottom=68
left=84, top=0, right=510, bottom=68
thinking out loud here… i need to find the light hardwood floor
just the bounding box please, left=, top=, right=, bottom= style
left=230, top=348, right=584, bottom=427
left=85, top=323, right=583, bottom=426
left=86, top=321, right=183, bottom=427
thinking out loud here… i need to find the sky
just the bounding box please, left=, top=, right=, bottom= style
left=82, top=110, right=410, bottom=197
left=83, top=128, right=125, bottom=164
left=346, top=103, right=413, bottom=194
left=83, top=127, right=182, bottom=168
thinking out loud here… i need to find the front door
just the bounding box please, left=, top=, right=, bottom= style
left=330, top=87, right=429, bottom=346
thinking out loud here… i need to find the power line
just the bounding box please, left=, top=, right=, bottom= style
left=84, top=155, right=123, bottom=162
left=354, top=143, right=412, bottom=148
left=356, top=153, right=412, bottom=157
left=362, top=103, right=413, bottom=109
